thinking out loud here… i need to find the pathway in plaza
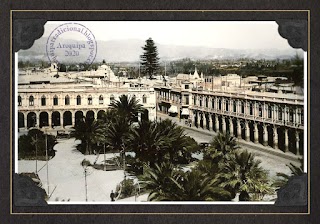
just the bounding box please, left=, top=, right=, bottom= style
left=18, top=138, right=140, bottom=203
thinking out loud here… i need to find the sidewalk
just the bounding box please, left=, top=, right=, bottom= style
left=156, top=112, right=301, bottom=164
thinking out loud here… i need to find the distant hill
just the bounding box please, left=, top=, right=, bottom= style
left=18, top=37, right=303, bottom=63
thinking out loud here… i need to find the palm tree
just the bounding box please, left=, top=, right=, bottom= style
left=173, top=169, right=231, bottom=201
left=141, top=162, right=230, bottom=201
left=129, top=120, right=167, bottom=165
left=273, top=158, right=304, bottom=189
left=71, top=116, right=105, bottom=155
left=104, top=115, right=131, bottom=152
left=129, top=119, right=193, bottom=166
left=210, top=132, right=239, bottom=154
left=109, top=94, right=144, bottom=123
left=217, top=150, right=272, bottom=201
left=204, top=132, right=240, bottom=164
left=141, top=162, right=181, bottom=201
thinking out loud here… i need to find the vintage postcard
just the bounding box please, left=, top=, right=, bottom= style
left=14, top=20, right=308, bottom=207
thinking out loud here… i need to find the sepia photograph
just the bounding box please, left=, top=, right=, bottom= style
left=15, top=20, right=307, bottom=204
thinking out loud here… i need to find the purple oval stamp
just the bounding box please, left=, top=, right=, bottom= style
left=46, top=22, right=97, bottom=65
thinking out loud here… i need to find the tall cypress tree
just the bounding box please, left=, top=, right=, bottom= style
left=140, top=38, right=160, bottom=79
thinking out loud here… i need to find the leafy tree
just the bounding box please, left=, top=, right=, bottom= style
left=59, top=64, right=67, bottom=72
left=18, top=129, right=57, bottom=159
left=140, top=38, right=160, bottom=79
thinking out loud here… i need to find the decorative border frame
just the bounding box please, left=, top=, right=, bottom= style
left=9, top=9, right=310, bottom=216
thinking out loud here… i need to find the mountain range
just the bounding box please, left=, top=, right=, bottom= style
left=18, top=38, right=303, bottom=63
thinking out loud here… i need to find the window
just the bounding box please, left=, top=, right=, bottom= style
left=185, top=84, right=189, bottom=89
left=53, top=95, right=58, bottom=105
left=225, top=100, right=229, bottom=111
left=99, top=95, right=103, bottom=105
left=110, top=95, right=115, bottom=102
left=185, top=95, right=189, bottom=105
left=278, top=107, right=283, bottom=120
left=29, top=96, right=34, bottom=106
left=88, top=95, right=92, bottom=105
left=289, top=109, right=294, bottom=122
left=205, top=98, right=208, bottom=108
left=241, top=102, right=245, bottom=114
left=199, top=97, right=202, bottom=107
left=249, top=103, right=253, bottom=115
left=41, top=95, right=46, bottom=106
left=218, top=99, right=222, bottom=110
left=77, top=95, right=81, bottom=105
left=258, top=105, right=263, bottom=117
left=65, top=95, right=70, bottom=105
left=193, top=97, right=196, bottom=105
left=18, top=96, right=22, bottom=106
left=233, top=101, right=237, bottom=112
left=143, top=95, right=147, bottom=104
left=268, top=105, right=272, bottom=118
left=212, top=99, right=215, bottom=109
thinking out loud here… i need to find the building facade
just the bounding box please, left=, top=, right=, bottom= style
left=17, top=64, right=156, bottom=130
left=155, top=83, right=304, bottom=156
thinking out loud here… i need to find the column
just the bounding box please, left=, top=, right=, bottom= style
left=284, top=128, right=289, bottom=152
left=273, top=126, right=278, bottom=149
left=36, top=113, right=40, bottom=128
left=208, top=114, right=212, bottom=131
left=237, top=119, right=241, bottom=139
left=203, top=114, right=207, bottom=129
left=48, top=112, right=52, bottom=127
left=215, top=116, right=219, bottom=132
left=71, top=111, right=75, bottom=127
left=24, top=116, right=27, bottom=129
left=222, top=117, right=226, bottom=134
left=263, top=125, right=268, bottom=146
left=195, top=111, right=199, bottom=128
left=295, top=130, right=300, bottom=156
left=62, top=112, right=64, bottom=127
left=253, top=123, right=259, bottom=143
left=245, top=121, right=250, bottom=141
left=229, top=118, right=234, bottom=136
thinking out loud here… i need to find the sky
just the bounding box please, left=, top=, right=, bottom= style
left=43, top=21, right=294, bottom=50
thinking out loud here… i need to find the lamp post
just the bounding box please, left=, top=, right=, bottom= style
left=44, top=128, right=50, bottom=195
left=121, top=143, right=126, bottom=180
left=81, top=159, right=90, bottom=202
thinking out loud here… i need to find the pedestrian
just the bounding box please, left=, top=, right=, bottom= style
left=110, top=190, right=115, bottom=202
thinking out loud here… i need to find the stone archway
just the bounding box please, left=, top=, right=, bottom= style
left=63, top=111, right=72, bottom=126
left=86, top=110, right=95, bottom=125
left=97, top=110, right=105, bottom=120
left=27, top=112, right=36, bottom=128
left=52, top=111, right=61, bottom=127
left=267, top=126, right=274, bottom=148
left=75, top=111, right=84, bottom=126
left=18, top=112, right=25, bottom=128
left=39, top=112, right=49, bottom=128
left=141, top=109, right=149, bottom=121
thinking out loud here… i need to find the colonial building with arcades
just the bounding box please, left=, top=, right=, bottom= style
left=155, top=71, right=304, bottom=157
left=17, top=64, right=157, bottom=132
